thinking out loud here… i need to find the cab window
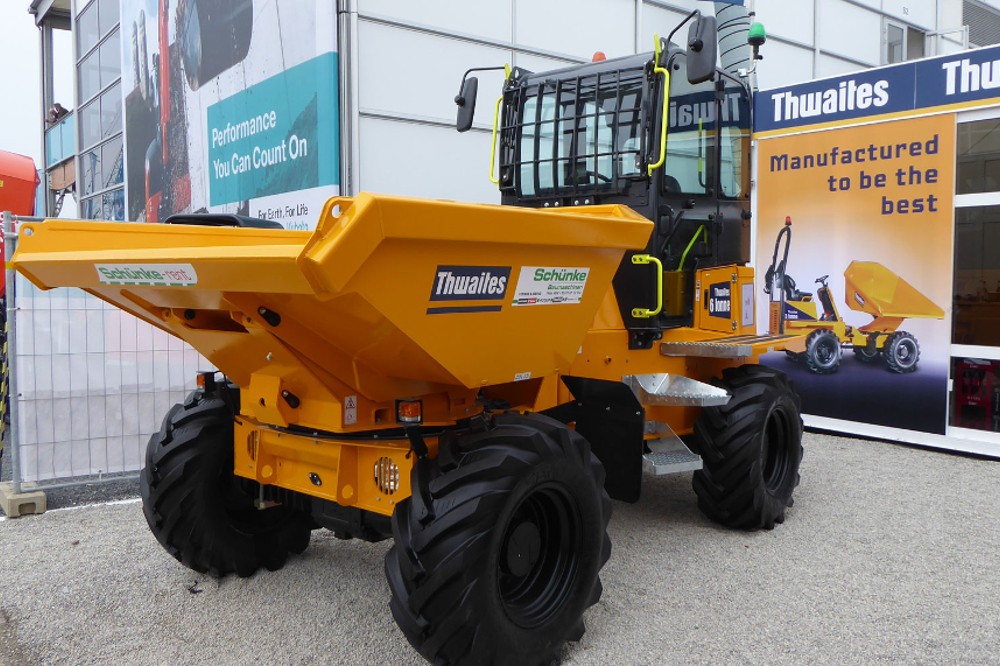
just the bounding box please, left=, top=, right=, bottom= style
left=662, top=54, right=751, bottom=198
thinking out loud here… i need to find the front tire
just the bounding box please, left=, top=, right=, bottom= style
left=884, top=331, right=920, bottom=374
left=693, top=365, right=804, bottom=530
left=804, top=328, right=841, bottom=374
left=140, top=388, right=312, bottom=576
left=386, top=413, right=611, bottom=666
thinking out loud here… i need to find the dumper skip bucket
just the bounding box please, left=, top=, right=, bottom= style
left=844, top=260, right=944, bottom=320
left=13, top=193, right=652, bottom=402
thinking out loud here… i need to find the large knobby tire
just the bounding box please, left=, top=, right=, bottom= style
left=804, top=328, right=841, bottom=374
left=884, top=331, right=920, bottom=374
left=385, top=412, right=612, bottom=666
left=140, top=389, right=312, bottom=576
left=692, top=365, right=804, bottom=530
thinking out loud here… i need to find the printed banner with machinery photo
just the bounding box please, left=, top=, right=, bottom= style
left=755, top=112, right=954, bottom=435
left=120, top=0, right=339, bottom=229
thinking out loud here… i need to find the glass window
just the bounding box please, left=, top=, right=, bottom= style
left=98, top=0, right=120, bottom=37
left=950, top=357, right=1000, bottom=432
left=80, top=194, right=101, bottom=220
left=102, top=136, right=124, bottom=188
left=99, top=30, right=121, bottom=89
left=952, top=206, right=1000, bottom=346
left=79, top=98, right=102, bottom=151
left=100, top=82, right=122, bottom=140
left=664, top=54, right=718, bottom=196
left=77, top=1, right=100, bottom=56
left=513, top=74, right=643, bottom=198
left=885, top=22, right=925, bottom=65
left=79, top=189, right=123, bottom=221
left=886, top=24, right=904, bottom=64
left=80, top=146, right=102, bottom=196
left=80, top=136, right=123, bottom=197
left=103, top=189, right=125, bottom=221
left=718, top=84, right=751, bottom=198
left=957, top=119, right=1000, bottom=194
left=79, top=51, right=101, bottom=103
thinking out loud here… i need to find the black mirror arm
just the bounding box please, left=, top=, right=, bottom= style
left=455, top=66, right=509, bottom=107
left=665, top=9, right=700, bottom=49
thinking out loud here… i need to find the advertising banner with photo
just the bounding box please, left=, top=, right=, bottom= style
left=755, top=114, right=954, bottom=435
left=754, top=43, right=1000, bottom=451
left=120, top=0, right=339, bottom=230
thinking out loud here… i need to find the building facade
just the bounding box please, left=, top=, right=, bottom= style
left=29, top=0, right=1000, bottom=215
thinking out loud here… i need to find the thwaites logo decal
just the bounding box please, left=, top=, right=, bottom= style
left=512, top=266, right=590, bottom=306
left=427, top=265, right=511, bottom=314
left=782, top=302, right=817, bottom=322
left=95, top=264, right=198, bottom=286
left=708, top=282, right=732, bottom=319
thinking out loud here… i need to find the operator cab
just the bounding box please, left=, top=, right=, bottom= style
left=457, top=12, right=753, bottom=348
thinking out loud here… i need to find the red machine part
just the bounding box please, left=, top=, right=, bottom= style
left=0, top=150, right=40, bottom=291
left=0, top=150, right=39, bottom=217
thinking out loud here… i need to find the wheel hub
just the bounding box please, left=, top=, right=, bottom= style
left=504, top=521, right=542, bottom=577
left=497, top=487, right=579, bottom=629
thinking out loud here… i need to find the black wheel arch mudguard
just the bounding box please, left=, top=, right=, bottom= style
left=542, top=376, right=646, bottom=503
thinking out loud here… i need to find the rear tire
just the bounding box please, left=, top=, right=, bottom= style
left=804, top=329, right=841, bottom=374
left=692, top=365, right=803, bottom=530
left=386, top=413, right=611, bottom=666
left=140, top=388, right=312, bottom=576
left=884, top=331, right=920, bottom=374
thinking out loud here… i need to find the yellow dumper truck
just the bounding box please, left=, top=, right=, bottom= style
left=766, top=219, right=945, bottom=374
left=13, top=12, right=803, bottom=665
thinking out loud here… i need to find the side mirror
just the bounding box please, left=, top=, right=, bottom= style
left=455, top=77, right=479, bottom=133
left=686, top=14, right=717, bottom=84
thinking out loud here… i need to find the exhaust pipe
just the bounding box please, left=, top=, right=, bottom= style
left=714, top=2, right=752, bottom=77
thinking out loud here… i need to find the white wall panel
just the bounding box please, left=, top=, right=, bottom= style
left=755, top=0, right=815, bottom=47
left=815, top=53, right=864, bottom=79
left=640, top=4, right=690, bottom=48
left=358, top=117, right=499, bottom=203
left=513, top=53, right=579, bottom=76
left=358, top=21, right=510, bottom=127
left=819, top=0, right=881, bottom=66
left=882, top=0, right=935, bottom=30
left=516, top=0, right=635, bottom=60
left=358, top=0, right=514, bottom=44
left=754, top=41, right=815, bottom=91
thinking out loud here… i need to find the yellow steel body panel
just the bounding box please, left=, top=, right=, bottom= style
left=13, top=193, right=652, bottom=433
left=233, top=416, right=421, bottom=516
left=563, top=326, right=746, bottom=436
left=693, top=265, right=757, bottom=335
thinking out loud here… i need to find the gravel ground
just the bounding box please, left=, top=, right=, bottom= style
left=1, top=431, right=999, bottom=665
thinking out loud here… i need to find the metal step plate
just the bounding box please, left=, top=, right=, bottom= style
left=659, top=333, right=802, bottom=359
left=642, top=421, right=703, bottom=476
left=624, top=373, right=730, bottom=407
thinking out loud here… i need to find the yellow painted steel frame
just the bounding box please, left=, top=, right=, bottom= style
left=647, top=35, right=671, bottom=177
left=234, top=416, right=421, bottom=516
left=489, top=64, right=513, bottom=185
left=548, top=264, right=764, bottom=437
left=561, top=325, right=749, bottom=438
